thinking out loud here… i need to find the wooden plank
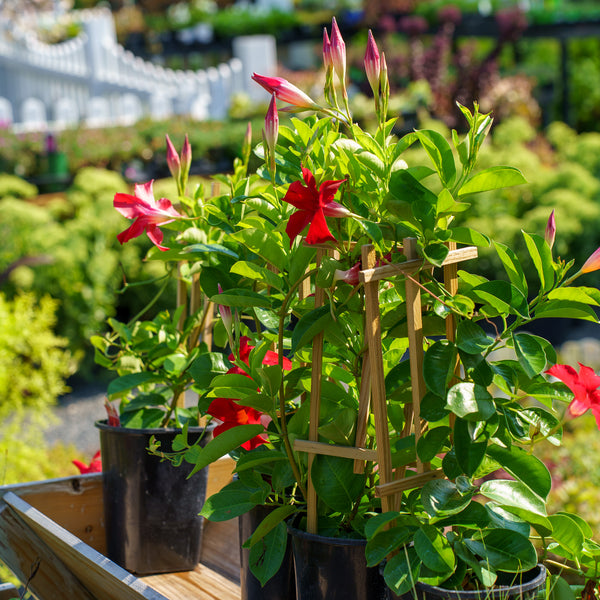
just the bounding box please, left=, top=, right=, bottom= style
left=360, top=246, right=477, bottom=283
left=0, top=582, right=18, bottom=600
left=362, top=244, right=394, bottom=514
left=0, top=474, right=105, bottom=554
left=353, top=350, right=372, bottom=473
left=4, top=492, right=168, bottom=600
left=0, top=503, right=97, bottom=600
left=294, top=440, right=378, bottom=462
left=375, top=469, right=445, bottom=497
left=143, top=563, right=240, bottom=600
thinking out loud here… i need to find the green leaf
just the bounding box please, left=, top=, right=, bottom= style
left=448, top=227, right=490, bottom=247
left=249, top=521, right=288, bottom=587
left=383, top=546, right=421, bottom=597
left=311, top=454, right=366, bottom=513
left=494, top=242, right=528, bottom=297
left=423, top=243, right=450, bottom=267
left=453, top=417, right=488, bottom=476
left=548, top=575, right=577, bottom=600
left=485, top=503, right=531, bottom=537
left=548, top=286, right=600, bottom=306
left=291, top=305, right=331, bottom=353
left=189, top=425, right=265, bottom=477
left=458, top=166, right=526, bottom=196
left=188, top=352, right=229, bottom=389
left=200, top=474, right=270, bottom=521
left=414, top=525, right=455, bottom=574
left=107, top=372, right=163, bottom=398
left=417, top=426, right=451, bottom=463
left=366, top=527, right=412, bottom=567
left=469, top=281, right=529, bottom=318
left=522, top=231, right=555, bottom=293
left=423, top=341, right=458, bottom=398
left=210, top=288, right=271, bottom=309
left=230, top=261, right=284, bottom=291
left=421, top=479, right=472, bottom=517
left=416, top=129, right=456, bottom=187
left=512, top=332, right=547, bottom=379
left=242, top=505, right=298, bottom=548
left=486, top=444, right=551, bottom=499
left=479, top=479, right=547, bottom=517
left=446, top=382, right=495, bottom=421
left=556, top=511, right=593, bottom=539
left=464, top=529, right=537, bottom=572
left=388, top=169, right=438, bottom=206
left=456, top=320, right=494, bottom=354
left=548, top=514, right=584, bottom=557
left=535, top=299, right=599, bottom=323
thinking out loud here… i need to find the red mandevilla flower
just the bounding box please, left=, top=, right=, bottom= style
left=251, top=73, right=317, bottom=109
left=334, top=262, right=361, bottom=286
left=208, top=337, right=292, bottom=450
left=265, top=93, right=279, bottom=168
left=114, top=180, right=183, bottom=251
left=73, top=450, right=102, bottom=474
left=546, top=362, right=600, bottom=428
left=283, top=167, right=348, bottom=246
left=581, top=246, right=600, bottom=274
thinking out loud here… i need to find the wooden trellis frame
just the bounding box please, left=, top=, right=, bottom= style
left=293, top=238, right=478, bottom=534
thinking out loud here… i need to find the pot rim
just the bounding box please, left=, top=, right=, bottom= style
left=287, top=521, right=367, bottom=547
left=95, top=418, right=216, bottom=436
left=415, top=564, right=547, bottom=599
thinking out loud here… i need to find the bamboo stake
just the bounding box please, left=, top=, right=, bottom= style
left=294, top=440, right=378, bottom=462
left=403, top=238, right=426, bottom=474
left=376, top=469, right=445, bottom=497
left=307, top=248, right=328, bottom=534
left=353, top=355, right=372, bottom=473
left=176, top=262, right=188, bottom=409
left=444, top=241, right=460, bottom=431
left=362, top=245, right=394, bottom=514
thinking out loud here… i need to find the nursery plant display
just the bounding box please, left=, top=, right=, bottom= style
left=107, top=17, right=600, bottom=599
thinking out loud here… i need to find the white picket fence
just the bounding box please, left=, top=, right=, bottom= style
left=0, top=7, right=277, bottom=132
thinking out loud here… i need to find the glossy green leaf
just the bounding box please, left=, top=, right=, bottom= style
left=479, top=479, right=547, bottom=516
left=557, top=511, right=593, bottom=538
left=231, top=260, right=284, bottom=290
left=486, top=444, right=551, bottom=499
left=291, top=305, right=331, bottom=353
left=446, top=382, right=495, bottom=421
left=522, top=231, right=555, bottom=293
left=107, top=372, right=162, bottom=398
left=414, top=525, right=455, bottom=574
left=311, top=454, right=366, bottom=513
left=512, top=332, right=547, bottom=379
left=423, top=340, right=458, bottom=398
left=417, top=426, right=452, bottom=463
left=453, top=417, right=488, bottom=476
left=249, top=521, right=288, bottom=587
left=416, top=129, right=456, bottom=187
left=548, top=514, right=584, bottom=557
left=366, top=527, right=412, bottom=567
left=243, top=505, right=298, bottom=548
left=388, top=169, right=438, bottom=206
left=468, top=281, right=529, bottom=318
left=456, top=320, right=494, bottom=354
left=189, top=425, right=265, bottom=477
left=447, top=226, right=490, bottom=247
left=200, top=473, right=270, bottom=521
left=458, top=166, right=526, bottom=196
left=464, top=529, right=537, bottom=572
left=188, top=352, right=229, bottom=389
left=535, top=299, right=599, bottom=323
left=421, top=478, right=472, bottom=517
left=209, top=288, right=271, bottom=309
left=548, top=575, right=577, bottom=600
left=485, top=503, right=531, bottom=537
left=494, top=241, right=528, bottom=296
left=423, top=242, right=450, bottom=267
left=383, top=546, right=421, bottom=597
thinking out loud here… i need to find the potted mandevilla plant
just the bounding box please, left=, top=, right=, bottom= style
left=105, top=17, right=600, bottom=600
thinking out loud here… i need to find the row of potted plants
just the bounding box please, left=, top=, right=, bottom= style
left=94, top=17, right=600, bottom=600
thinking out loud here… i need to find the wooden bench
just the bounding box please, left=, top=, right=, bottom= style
left=0, top=458, right=241, bottom=600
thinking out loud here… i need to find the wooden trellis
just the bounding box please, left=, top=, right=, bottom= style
left=293, top=238, right=478, bottom=533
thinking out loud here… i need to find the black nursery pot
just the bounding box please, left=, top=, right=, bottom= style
left=288, top=522, right=388, bottom=600
left=95, top=420, right=214, bottom=575
left=239, top=505, right=295, bottom=600
left=386, top=564, right=547, bottom=600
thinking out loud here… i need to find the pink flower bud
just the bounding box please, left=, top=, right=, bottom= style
left=545, top=210, right=556, bottom=249
left=364, top=30, right=381, bottom=96
left=181, top=134, right=192, bottom=176
left=334, top=262, right=361, bottom=286
left=165, top=134, right=180, bottom=180
left=265, top=93, right=279, bottom=160
left=330, top=17, right=346, bottom=82
left=581, top=246, right=600, bottom=274
left=252, top=73, right=317, bottom=109
left=323, top=27, right=333, bottom=70
left=217, top=284, right=233, bottom=336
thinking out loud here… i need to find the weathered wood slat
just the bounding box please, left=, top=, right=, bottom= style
left=4, top=492, right=168, bottom=600
left=294, top=439, right=378, bottom=462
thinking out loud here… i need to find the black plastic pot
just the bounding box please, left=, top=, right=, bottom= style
left=288, top=522, right=387, bottom=600
left=96, top=420, right=214, bottom=575
left=386, top=564, right=547, bottom=600
left=239, top=505, right=295, bottom=600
